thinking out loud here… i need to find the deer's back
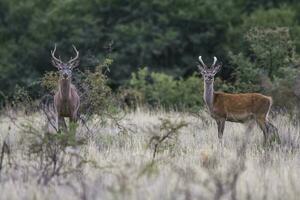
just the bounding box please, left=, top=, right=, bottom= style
left=212, top=92, right=272, bottom=121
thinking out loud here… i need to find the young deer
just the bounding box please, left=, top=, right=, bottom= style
left=197, top=56, right=279, bottom=144
left=51, top=45, right=80, bottom=132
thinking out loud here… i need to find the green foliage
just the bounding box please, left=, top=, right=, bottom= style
left=1, top=0, right=300, bottom=111
left=80, top=58, right=117, bottom=118
left=271, top=68, right=299, bottom=111
left=243, top=6, right=297, bottom=28
left=177, top=75, right=204, bottom=110
left=40, top=71, right=59, bottom=93
left=241, top=6, right=300, bottom=52
left=245, top=27, right=295, bottom=78
left=228, top=27, right=299, bottom=111
left=125, top=67, right=203, bottom=110
left=1, top=85, right=35, bottom=112
left=229, top=27, right=296, bottom=87
left=41, top=58, right=117, bottom=119
left=11, top=85, right=33, bottom=108
left=0, top=0, right=242, bottom=96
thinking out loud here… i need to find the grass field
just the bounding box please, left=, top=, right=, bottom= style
left=0, top=108, right=299, bottom=200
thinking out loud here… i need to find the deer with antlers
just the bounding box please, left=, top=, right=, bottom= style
left=197, top=56, right=279, bottom=144
left=50, top=45, right=80, bottom=132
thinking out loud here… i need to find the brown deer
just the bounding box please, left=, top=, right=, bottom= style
left=51, top=45, right=80, bottom=132
left=197, top=56, right=279, bottom=144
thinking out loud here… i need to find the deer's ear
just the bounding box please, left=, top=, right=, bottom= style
left=213, top=63, right=222, bottom=74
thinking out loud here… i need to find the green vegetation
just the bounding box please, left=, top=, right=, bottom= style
left=1, top=2, right=300, bottom=199
left=122, top=68, right=203, bottom=110
left=0, top=0, right=300, bottom=111
left=0, top=108, right=299, bottom=199
left=41, top=58, right=118, bottom=121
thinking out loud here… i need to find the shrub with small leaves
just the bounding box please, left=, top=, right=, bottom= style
left=228, top=27, right=300, bottom=114
left=40, top=71, right=59, bottom=94
left=21, top=121, right=91, bottom=185
left=148, top=118, right=188, bottom=160
left=41, top=58, right=118, bottom=121
left=80, top=58, right=116, bottom=118
left=125, top=67, right=203, bottom=111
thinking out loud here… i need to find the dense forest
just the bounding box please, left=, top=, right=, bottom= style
left=0, top=0, right=300, bottom=110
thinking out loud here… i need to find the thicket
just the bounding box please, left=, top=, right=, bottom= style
left=0, top=58, right=124, bottom=185
left=0, top=0, right=300, bottom=111
left=120, top=68, right=203, bottom=111
left=123, top=26, right=300, bottom=112
left=41, top=58, right=118, bottom=122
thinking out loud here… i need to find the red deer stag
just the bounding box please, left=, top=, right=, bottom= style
left=51, top=45, right=80, bottom=132
left=197, top=56, right=279, bottom=144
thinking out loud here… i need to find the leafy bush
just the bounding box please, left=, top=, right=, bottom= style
left=228, top=27, right=300, bottom=112
left=79, top=58, right=117, bottom=118
left=40, top=71, right=59, bottom=94
left=122, top=67, right=203, bottom=111
left=241, top=6, right=300, bottom=53
left=41, top=58, right=118, bottom=120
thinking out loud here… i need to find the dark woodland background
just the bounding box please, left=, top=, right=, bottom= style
left=1, top=0, right=300, bottom=110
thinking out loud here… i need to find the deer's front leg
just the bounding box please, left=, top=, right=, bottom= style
left=69, top=112, right=79, bottom=134
left=58, top=116, right=67, bottom=132
left=70, top=111, right=78, bottom=123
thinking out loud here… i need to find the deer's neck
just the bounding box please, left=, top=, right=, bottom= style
left=204, top=81, right=214, bottom=112
left=59, top=79, right=71, bottom=100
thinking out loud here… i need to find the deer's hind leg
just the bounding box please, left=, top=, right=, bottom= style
left=216, top=119, right=225, bottom=139
left=266, top=121, right=280, bottom=144
left=256, top=116, right=272, bottom=145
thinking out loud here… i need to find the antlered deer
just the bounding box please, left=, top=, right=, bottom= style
left=51, top=45, right=80, bottom=131
left=197, top=56, right=279, bottom=144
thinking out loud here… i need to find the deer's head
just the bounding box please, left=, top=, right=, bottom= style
left=197, top=56, right=222, bottom=84
left=51, top=44, right=80, bottom=80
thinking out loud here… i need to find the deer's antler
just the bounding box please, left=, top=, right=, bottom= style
left=51, top=44, right=63, bottom=68
left=67, top=45, right=79, bottom=68
left=211, top=56, right=217, bottom=68
left=198, top=56, right=208, bottom=69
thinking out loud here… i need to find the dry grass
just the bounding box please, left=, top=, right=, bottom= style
left=0, top=108, right=299, bottom=200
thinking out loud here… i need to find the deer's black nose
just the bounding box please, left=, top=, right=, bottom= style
left=63, top=73, right=68, bottom=78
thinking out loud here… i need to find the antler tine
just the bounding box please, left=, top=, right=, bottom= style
left=51, top=44, right=63, bottom=64
left=50, top=43, right=56, bottom=55
left=68, top=45, right=79, bottom=64
left=198, top=56, right=208, bottom=68
left=51, top=44, right=62, bottom=63
left=211, top=56, right=217, bottom=68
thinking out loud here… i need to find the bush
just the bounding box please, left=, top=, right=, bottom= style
left=41, top=58, right=118, bottom=121
left=228, top=27, right=300, bottom=113
left=122, top=67, right=203, bottom=111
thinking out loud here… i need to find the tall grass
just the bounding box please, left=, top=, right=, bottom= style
left=0, top=108, right=299, bottom=200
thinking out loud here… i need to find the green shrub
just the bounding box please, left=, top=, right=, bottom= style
left=80, top=58, right=117, bottom=118
left=40, top=71, right=59, bottom=94
left=41, top=58, right=118, bottom=120
left=228, top=27, right=300, bottom=113
left=124, top=67, right=203, bottom=111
